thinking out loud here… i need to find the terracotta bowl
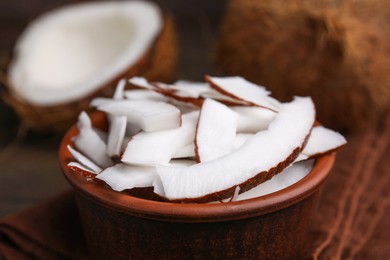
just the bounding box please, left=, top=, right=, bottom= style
left=59, top=112, right=335, bottom=259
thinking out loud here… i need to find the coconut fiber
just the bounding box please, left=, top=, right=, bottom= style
left=217, top=0, right=390, bottom=132
left=0, top=112, right=390, bottom=259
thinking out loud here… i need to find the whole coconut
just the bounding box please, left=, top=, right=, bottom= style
left=216, top=0, right=390, bottom=131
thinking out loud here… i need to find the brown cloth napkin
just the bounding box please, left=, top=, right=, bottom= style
left=0, top=191, right=87, bottom=260
left=1, top=114, right=389, bottom=260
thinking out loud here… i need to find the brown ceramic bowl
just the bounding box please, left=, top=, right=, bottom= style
left=59, top=112, right=335, bottom=259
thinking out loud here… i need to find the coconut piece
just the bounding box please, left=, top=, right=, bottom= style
left=97, top=100, right=181, bottom=132
left=67, top=162, right=97, bottom=179
left=172, top=142, right=195, bottom=159
left=236, top=160, right=314, bottom=201
left=124, top=89, right=168, bottom=102
left=106, top=115, right=127, bottom=157
left=128, top=76, right=157, bottom=90
left=67, top=145, right=102, bottom=174
left=205, top=75, right=280, bottom=111
left=4, top=1, right=177, bottom=132
left=97, top=164, right=157, bottom=192
left=302, top=125, right=347, bottom=158
left=233, top=133, right=254, bottom=149
left=195, top=99, right=238, bottom=162
left=156, top=97, right=315, bottom=202
left=73, top=112, right=112, bottom=168
left=113, top=79, right=126, bottom=99
left=122, top=112, right=198, bottom=166
left=232, top=106, right=277, bottom=133
left=93, top=127, right=108, bottom=143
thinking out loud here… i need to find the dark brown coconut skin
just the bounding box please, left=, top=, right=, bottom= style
left=216, top=0, right=390, bottom=132
left=1, top=13, right=178, bottom=133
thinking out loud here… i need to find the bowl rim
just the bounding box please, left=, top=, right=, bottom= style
left=59, top=112, right=335, bottom=223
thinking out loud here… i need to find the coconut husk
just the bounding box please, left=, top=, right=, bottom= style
left=1, top=14, right=178, bottom=133
left=216, top=0, right=390, bottom=132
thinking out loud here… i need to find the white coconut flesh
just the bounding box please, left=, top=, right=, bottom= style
left=97, top=164, right=158, bottom=192
left=9, top=1, right=162, bottom=105
left=97, top=159, right=197, bottom=193
left=156, top=97, right=315, bottom=201
left=106, top=115, right=127, bottom=157
left=124, top=89, right=168, bottom=102
left=232, top=106, right=277, bottom=133
left=67, top=145, right=102, bottom=173
left=233, top=133, right=254, bottom=149
left=172, top=142, right=196, bottom=159
left=121, top=112, right=199, bottom=166
left=68, top=76, right=346, bottom=203
left=302, top=126, right=347, bottom=158
left=128, top=77, right=157, bottom=90
left=206, top=75, right=280, bottom=111
left=97, top=100, right=181, bottom=132
left=236, top=160, right=315, bottom=201
left=73, top=112, right=113, bottom=168
left=195, top=99, right=238, bottom=162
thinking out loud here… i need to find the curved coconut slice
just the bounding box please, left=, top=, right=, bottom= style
left=236, top=160, right=314, bottom=201
left=9, top=2, right=162, bottom=105
left=205, top=75, right=280, bottom=111
left=124, top=89, right=168, bottom=102
left=302, top=126, right=347, bottom=158
left=232, top=106, right=277, bottom=133
left=97, top=100, right=181, bottom=132
left=195, top=99, right=238, bottom=162
left=106, top=115, right=127, bottom=157
left=97, top=164, right=157, bottom=192
left=67, top=145, right=102, bottom=174
left=172, top=142, right=195, bottom=159
left=156, top=97, right=315, bottom=202
left=122, top=112, right=198, bottom=166
left=73, top=112, right=112, bottom=168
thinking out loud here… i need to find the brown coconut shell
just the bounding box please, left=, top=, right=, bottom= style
left=1, top=14, right=178, bottom=133
left=216, top=0, right=390, bottom=132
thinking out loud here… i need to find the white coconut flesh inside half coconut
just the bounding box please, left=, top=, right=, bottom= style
left=8, top=1, right=162, bottom=105
left=67, top=76, right=346, bottom=203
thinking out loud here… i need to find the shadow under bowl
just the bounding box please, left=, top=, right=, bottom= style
left=59, top=112, right=335, bottom=259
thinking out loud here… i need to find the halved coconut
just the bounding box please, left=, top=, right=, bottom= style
left=4, top=1, right=177, bottom=132
left=195, top=99, right=238, bottom=162
left=156, top=97, right=315, bottom=202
